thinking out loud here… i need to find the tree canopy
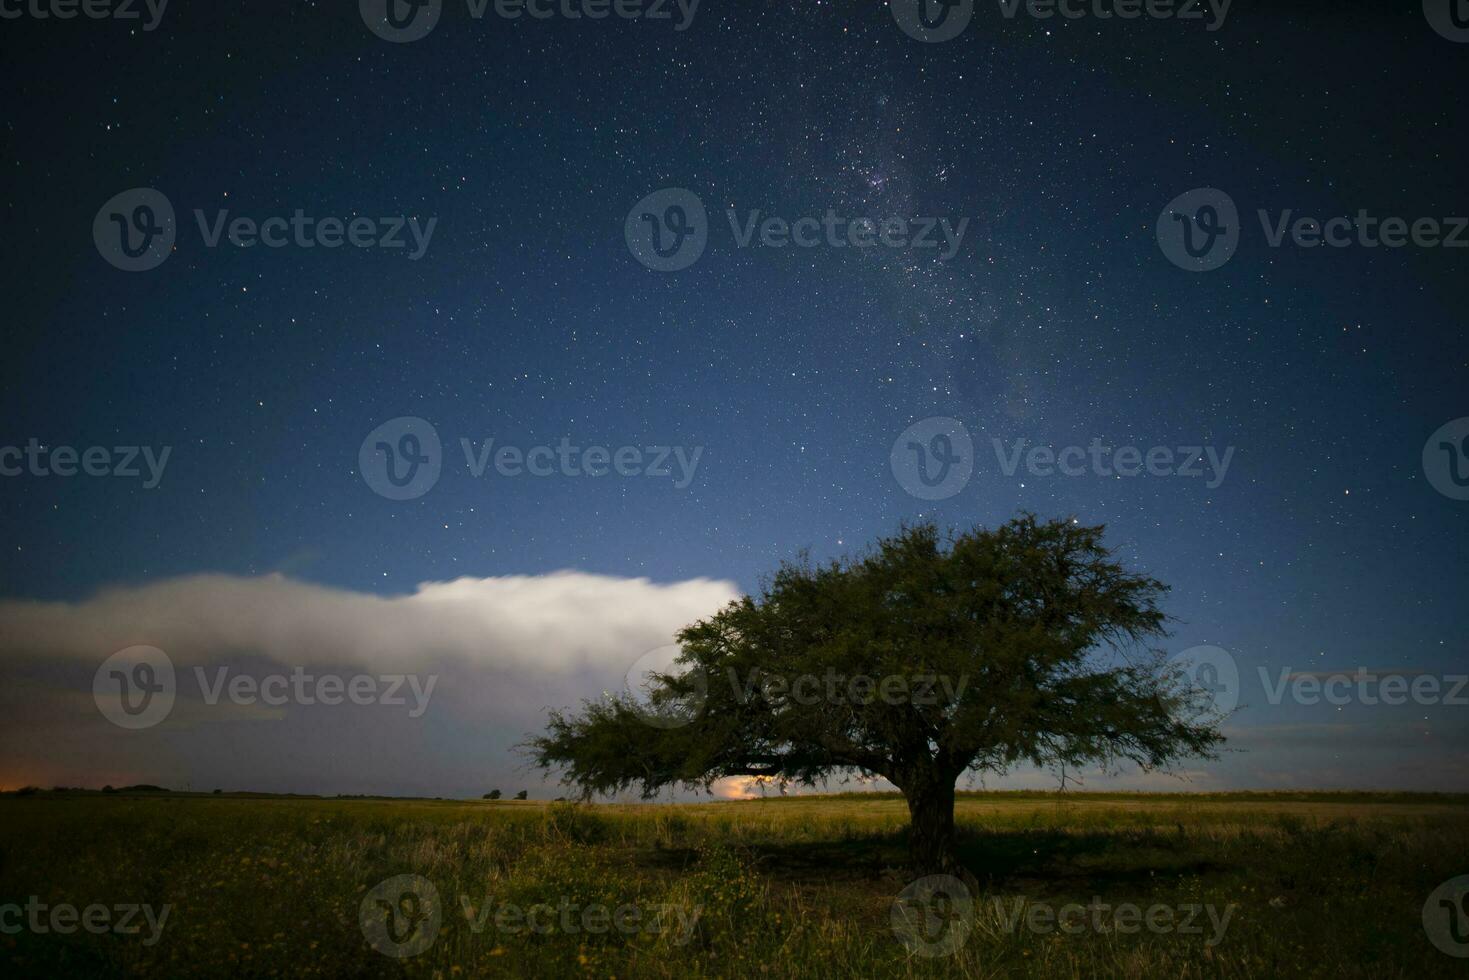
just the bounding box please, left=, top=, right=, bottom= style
left=527, top=515, right=1225, bottom=873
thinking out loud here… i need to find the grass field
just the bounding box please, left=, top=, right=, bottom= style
left=2, top=790, right=1466, bottom=977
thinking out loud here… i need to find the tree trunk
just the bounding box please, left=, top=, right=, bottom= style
left=902, top=775, right=962, bottom=878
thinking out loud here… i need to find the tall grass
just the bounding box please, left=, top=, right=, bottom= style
left=1, top=792, right=1465, bottom=977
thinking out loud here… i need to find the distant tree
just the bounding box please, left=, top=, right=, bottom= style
left=528, top=516, right=1225, bottom=877
left=102, top=785, right=116, bottom=794
left=514, top=790, right=528, bottom=800
left=484, top=789, right=502, bottom=800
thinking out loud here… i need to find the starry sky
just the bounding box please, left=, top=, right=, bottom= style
left=0, top=1, right=1465, bottom=796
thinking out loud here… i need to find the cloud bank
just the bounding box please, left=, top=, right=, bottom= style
left=0, top=571, right=739, bottom=673
left=0, top=571, right=740, bottom=796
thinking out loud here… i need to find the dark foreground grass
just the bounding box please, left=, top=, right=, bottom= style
left=1, top=791, right=1466, bottom=978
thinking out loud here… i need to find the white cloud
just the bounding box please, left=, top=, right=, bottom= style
left=0, top=571, right=739, bottom=674
left=0, top=571, right=742, bottom=795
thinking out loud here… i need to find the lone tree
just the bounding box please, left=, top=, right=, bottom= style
left=528, top=516, right=1225, bottom=876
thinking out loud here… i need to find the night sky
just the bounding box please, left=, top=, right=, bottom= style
left=1, top=1, right=1466, bottom=796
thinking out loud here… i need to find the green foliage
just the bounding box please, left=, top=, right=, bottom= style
left=540, top=801, right=609, bottom=845
left=527, top=516, right=1226, bottom=870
